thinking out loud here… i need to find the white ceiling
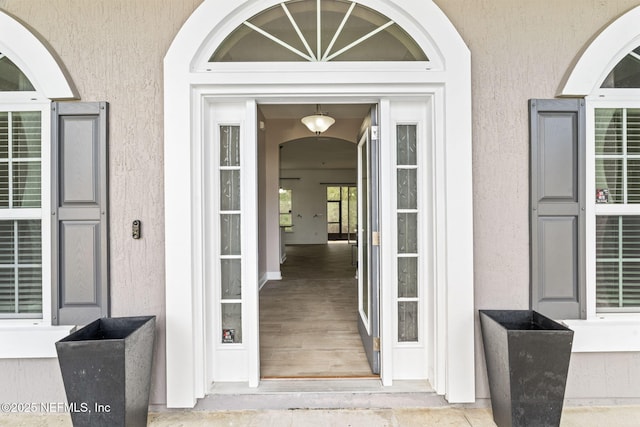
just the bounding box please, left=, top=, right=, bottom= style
left=258, top=103, right=371, bottom=120
left=280, top=137, right=357, bottom=170
left=261, top=103, right=371, bottom=170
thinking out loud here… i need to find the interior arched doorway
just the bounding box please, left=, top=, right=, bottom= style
left=164, top=0, right=474, bottom=407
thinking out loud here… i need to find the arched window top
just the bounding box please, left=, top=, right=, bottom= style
left=0, top=53, right=35, bottom=91
left=0, top=10, right=76, bottom=99
left=601, top=46, right=640, bottom=88
left=561, top=6, right=640, bottom=95
left=210, top=0, right=428, bottom=62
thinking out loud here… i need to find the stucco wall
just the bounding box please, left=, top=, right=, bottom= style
left=432, top=0, right=640, bottom=399
left=1, top=0, right=640, bottom=406
left=0, top=0, right=204, bottom=405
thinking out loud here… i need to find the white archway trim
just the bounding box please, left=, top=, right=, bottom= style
left=165, top=0, right=474, bottom=408
left=561, top=5, right=640, bottom=96
left=0, top=10, right=77, bottom=99
left=164, top=0, right=472, bottom=72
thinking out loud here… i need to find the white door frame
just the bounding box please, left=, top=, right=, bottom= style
left=164, top=0, right=474, bottom=408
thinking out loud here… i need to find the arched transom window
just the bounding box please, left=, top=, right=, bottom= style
left=0, top=53, right=35, bottom=91
left=210, top=0, right=428, bottom=62
left=601, top=45, right=640, bottom=88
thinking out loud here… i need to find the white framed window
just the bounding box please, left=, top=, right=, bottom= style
left=592, top=105, right=640, bottom=313
left=559, top=6, right=640, bottom=352
left=0, top=10, right=78, bottom=358
left=587, top=44, right=640, bottom=315
left=0, top=105, right=50, bottom=320
left=209, top=0, right=428, bottom=63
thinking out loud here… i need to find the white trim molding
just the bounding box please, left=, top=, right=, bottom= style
left=560, top=5, right=640, bottom=96
left=164, top=0, right=474, bottom=407
left=563, top=318, right=640, bottom=353
left=0, top=10, right=77, bottom=99
left=0, top=324, right=75, bottom=358
left=561, top=7, right=640, bottom=353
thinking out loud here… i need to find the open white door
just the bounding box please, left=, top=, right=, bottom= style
left=357, top=105, right=380, bottom=374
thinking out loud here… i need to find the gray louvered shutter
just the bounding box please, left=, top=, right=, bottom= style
left=530, top=99, right=585, bottom=319
left=51, top=102, right=109, bottom=325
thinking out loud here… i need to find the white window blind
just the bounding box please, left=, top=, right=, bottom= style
left=596, top=216, right=640, bottom=310
left=0, top=110, right=42, bottom=317
left=595, top=107, right=640, bottom=312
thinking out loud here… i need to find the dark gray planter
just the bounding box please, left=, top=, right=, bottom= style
left=55, top=316, right=156, bottom=427
left=479, top=310, right=573, bottom=427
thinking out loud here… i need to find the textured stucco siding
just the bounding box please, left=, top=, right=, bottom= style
left=0, top=0, right=203, bottom=405
left=1, top=0, right=639, bottom=406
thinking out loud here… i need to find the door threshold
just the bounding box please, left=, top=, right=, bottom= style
left=260, top=375, right=380, bottom=380
left=197, top=380, right=443, bottom=411
left=208, top=379, right=432, bottom=395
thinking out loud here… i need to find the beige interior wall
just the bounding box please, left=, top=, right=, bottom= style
left=2, top=0, right=640, bottom=405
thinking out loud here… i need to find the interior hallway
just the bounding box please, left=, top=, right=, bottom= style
left=259, top=242, right=374, bottom=378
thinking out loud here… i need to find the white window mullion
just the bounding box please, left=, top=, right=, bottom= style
left=618, top=216, right=624, bottom=308
left=623, top=108, right=628, bottom=204
left=8, top=112, right=13, bottom=209
left=13, top=221, right=19, bottom=313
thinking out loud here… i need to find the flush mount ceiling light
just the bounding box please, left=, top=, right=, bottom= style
left=301, top=105, right=335, bottom=134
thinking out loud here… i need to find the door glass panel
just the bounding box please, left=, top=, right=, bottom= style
left=397, top=124, right=417, bottom=165
left=398, top=257, right=418, bottom=298
left=220, top=214, right=241, bottom=255
left=220, top=170, right=241, bottom=210
left=221, top=303, right=242, bottom=343
left=221, top=259, right=242, bottom=299
left=396, top=123, right=419, bottom=342
left=358, top=136, right=369, bottom=319
left=397, top=169, right=417, bottom=210
left=218, top=124, right=242, bottom=343
left=398, top=301, right=418, bottom=342
left=348, top=186, right=357, bottom=238
left=220, top=126, right=240, bottom=166
left=397, top=213, right=417, bottom=253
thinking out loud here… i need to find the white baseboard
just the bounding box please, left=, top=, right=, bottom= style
left=259, top=271, right=282, bottom=290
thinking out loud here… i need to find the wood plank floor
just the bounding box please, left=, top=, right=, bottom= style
left=260, top=242, right=375, bottom=378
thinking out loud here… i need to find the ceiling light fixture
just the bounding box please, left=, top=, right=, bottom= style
left=301, top=105, right=335, bottom=134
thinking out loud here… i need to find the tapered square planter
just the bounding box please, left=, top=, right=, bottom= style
left=479, top=310, right=573, bottom=427
left=55, top=316, right=156, bottom=427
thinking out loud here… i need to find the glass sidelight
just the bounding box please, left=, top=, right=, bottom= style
left=219, top=125, right=242, bottom=343
left=396, top=124, right=419, bottom=342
